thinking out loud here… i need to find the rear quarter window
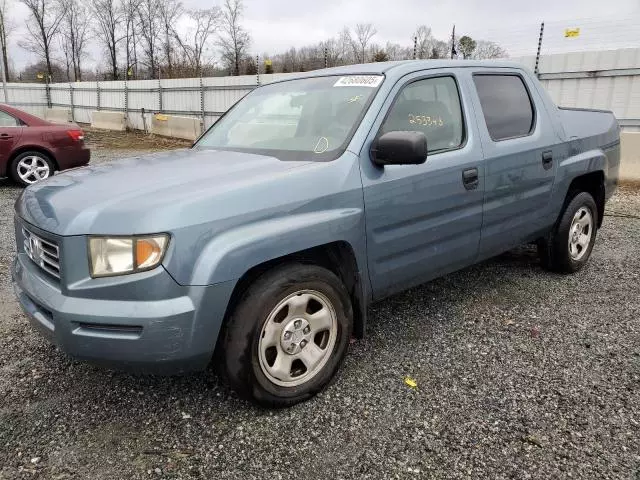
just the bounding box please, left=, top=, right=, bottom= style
left=473, top=74, right=534, bottom=141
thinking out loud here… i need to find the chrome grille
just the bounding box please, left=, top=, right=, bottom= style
left=22, top=228, right=60, bottom=279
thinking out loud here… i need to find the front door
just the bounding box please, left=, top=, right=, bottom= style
left=359, top=71, right=485, bottom=300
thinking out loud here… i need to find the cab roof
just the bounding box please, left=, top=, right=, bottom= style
left=269, top=59, right=527, bottom=84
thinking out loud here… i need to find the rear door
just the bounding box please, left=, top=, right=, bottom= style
left=468, top=69, right=560, bottom=260
left=0, top=109, right=23, bottom=174
left=359, top=69, right=485, bottom=299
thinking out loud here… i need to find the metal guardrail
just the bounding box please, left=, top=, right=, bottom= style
left=7, top=101, right=226, bottom=118
left=8, top=84, right=257, bottom=93
left=618, top=119, right=640, bottom=127
left=50, top=103, right=226, bottom=117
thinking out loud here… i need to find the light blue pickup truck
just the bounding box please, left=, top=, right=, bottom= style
left=12, top=60, right=619, bottom=406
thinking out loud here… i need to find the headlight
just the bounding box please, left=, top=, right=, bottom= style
left=88, top=235, right=169, bottom=278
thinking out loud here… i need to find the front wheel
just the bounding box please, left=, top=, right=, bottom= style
left=10, top=151, right=55, bottom=187
left=538, top=191, right=598, bottom=273
left=221, top=263, right=353, bottom=407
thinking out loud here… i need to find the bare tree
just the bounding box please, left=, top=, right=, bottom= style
left=337, top=27, right=354, bottom=64
left=0, top=0, right=15, bottom=80
left=413, top=25, right=436, bottom=59
left=60, top=0, right=89, bottom=80
left=385, top=42, right=410, bottom=61
left=91, top=0, right=123, bottom=79
left=473, top=40, right=506, bottom=59
left=174, top=7, right=219, bottom=76
left=59, top=36, right=71, bottom=80
left=280, top=47, right=298, bottom=73
left=19, top=0, right=64, bottom=80
left=430, top=40, right=449, bottom=59
left=137, top=0, right=161, bottom=78
left=158, top=0, right=182, bottom=77
left=320, top=38, right=343, bottom=67
left=263, top=28, right=508, bottom=74
left=353, top=23, right=376, bottom=63
left=121, top=0, right=140, bottom=79
left=218, top=0, right=250, bottom=76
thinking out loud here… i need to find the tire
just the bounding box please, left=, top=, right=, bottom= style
left=538, top=191, right=598, bottom=273
left=221, top=263, right=353, bottom=407
left=10, top=151, right=55, bottom=187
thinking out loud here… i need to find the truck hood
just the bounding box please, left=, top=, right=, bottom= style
left=15, top=148, right=316, bottom=236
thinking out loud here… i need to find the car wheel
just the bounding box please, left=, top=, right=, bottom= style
left=221, top=263, right=353, bottom=407
left=538, top=191, right=598, bottom=273
left=10, top=151, right=55, bottom=187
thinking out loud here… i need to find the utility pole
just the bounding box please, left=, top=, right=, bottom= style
left=256, top=54, right=260, bottom=86
left=534, top=21, right=545, bottom=78
left=413, top=36, right=417, bottom=59
left=450, top=25, right=456, bottom=59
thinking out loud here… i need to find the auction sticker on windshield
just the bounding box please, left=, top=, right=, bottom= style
left=333, top=75, right=383, bottom=88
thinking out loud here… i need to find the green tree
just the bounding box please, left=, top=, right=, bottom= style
left=458, top=35, right=477, bottom=59
left=373, top=50, right=389, bottom=62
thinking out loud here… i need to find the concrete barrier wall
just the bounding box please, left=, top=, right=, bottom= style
left=151, top=114, right=172, bottom=137
left=44, top=108, right=72, bottom=124
left=620, top=132, right=640, bottom=182
left=91, top=111, right=126, bottom=131
left=151, top=114, right=202, bottom=141
left=169, top=115, right=203, bottom=141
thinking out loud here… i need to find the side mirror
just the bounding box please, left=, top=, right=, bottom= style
left=371, top=131, right=428, bottom=166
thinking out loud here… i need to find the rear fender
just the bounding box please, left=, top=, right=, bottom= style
left=549, top=148, right=606, bottom=222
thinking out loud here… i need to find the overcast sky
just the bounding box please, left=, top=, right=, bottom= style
left=8, top=0, right=640, bottom=73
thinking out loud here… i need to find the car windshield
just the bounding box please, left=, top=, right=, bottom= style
left=194, top=75, right=384, bottom=161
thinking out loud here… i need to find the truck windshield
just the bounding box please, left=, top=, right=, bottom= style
left=194, top=75, right=384, bottom=161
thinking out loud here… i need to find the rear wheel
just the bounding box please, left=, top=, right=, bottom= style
left=10, top=151, right=55, bottom=187
left=538, top=191, right=598, bottom=273
left=221, top=263, right=353, bottom=407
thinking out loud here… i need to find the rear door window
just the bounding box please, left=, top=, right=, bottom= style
left=473, top=74, right=534, bottom=141
left=0, top=110, right=19, bottom=127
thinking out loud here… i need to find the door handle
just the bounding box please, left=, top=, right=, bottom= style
left=0, top=133, right=12, bottom=139
left=542, top=150, right=553, bottom=170
left=462, top=167, right=479, bottom=191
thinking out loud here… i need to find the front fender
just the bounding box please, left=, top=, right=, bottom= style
left=185, top=208, right=366, bottom=286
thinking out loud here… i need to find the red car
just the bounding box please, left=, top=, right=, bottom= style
left=0, top=104, right=90, bottom=186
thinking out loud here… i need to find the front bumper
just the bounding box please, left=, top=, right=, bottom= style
left=12, top=253, right=235, bottom=374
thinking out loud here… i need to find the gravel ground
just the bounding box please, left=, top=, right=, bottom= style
left=0, top=142, right=639, bottom=479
